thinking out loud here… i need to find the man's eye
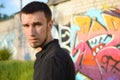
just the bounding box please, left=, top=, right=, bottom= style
left=33, top=23, right=42, bottom=27
left=36, top=24, right=41, bottom=27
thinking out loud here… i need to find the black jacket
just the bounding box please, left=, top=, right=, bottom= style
left=34, top=39, right=75, bottom=80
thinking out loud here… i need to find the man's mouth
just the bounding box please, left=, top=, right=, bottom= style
left=29, top=39, right=38, bottom=43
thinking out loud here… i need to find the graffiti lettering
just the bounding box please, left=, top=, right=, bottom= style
left=101, top=55, right=120, bottom=73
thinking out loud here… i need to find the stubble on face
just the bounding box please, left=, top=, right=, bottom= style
left=29, top=29, right=48, bottom=49
left=28, top=23, right=48, bottom=49
left=21, top=11, right=49, bottom=49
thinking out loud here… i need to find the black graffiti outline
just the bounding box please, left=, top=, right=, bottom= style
left=101, top=55, right=120, bottom=73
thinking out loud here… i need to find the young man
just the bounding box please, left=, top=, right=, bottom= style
left=21, top=1, right=75, bottom=80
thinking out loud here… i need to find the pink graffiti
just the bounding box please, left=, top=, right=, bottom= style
left=72, top=10, right=120, bottom=80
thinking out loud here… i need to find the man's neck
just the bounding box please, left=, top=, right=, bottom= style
left=36, top=47, right=42, bottom=52
left=36, top=37, right=53, bottom=52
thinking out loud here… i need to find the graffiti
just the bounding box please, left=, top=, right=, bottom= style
left=58, top=24, right=71, bottom=53
left=51, top=8, right=120, bottom=80
left=101, top=55, right=120, bottom=73
left=71, top=8, right=120, bottom=80
left=52, top=24, right=71, bottom=53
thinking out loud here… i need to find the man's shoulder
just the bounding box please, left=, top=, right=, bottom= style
left=45, top=46, right=68, bottom=60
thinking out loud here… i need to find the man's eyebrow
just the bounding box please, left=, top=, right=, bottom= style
left=33, top=22, right=41, bottom=24
left=22, top=23, right=29, bottom=26
left=33, top=22, right=42, bottom=25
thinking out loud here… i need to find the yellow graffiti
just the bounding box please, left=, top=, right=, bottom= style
left=74, top=16, right=91, bottom=34
left=89, top=18, right=106, bottom=35
left=103, top=13, right=120, bottom=31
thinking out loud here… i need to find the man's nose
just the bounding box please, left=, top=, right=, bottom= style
left=29, top=26, right=36, bottom=36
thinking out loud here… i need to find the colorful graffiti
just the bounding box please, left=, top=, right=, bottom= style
left=50, top=7, right=120, bottom=80
left=71, top=8, right=120, bottom=80
left=13, top=7, right=120, bottom=79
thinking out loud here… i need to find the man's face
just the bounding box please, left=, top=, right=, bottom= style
left=21, top=11, right=51, bottom=48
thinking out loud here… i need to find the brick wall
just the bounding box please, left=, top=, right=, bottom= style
left=50, top=0, right=120, bottom=25
left=0, top=14, right=35, bottom=60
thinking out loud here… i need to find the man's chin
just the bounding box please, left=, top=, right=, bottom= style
left=30, top=44, right=40, bottom=49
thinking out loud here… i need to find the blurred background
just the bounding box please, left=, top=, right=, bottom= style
left=0, top=0, right=120, bottom=80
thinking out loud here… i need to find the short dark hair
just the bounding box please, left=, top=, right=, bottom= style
left=21, top=1, right=52, bottom=22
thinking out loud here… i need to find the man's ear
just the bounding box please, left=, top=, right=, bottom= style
left=48, top=20, right=53, bottom=30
